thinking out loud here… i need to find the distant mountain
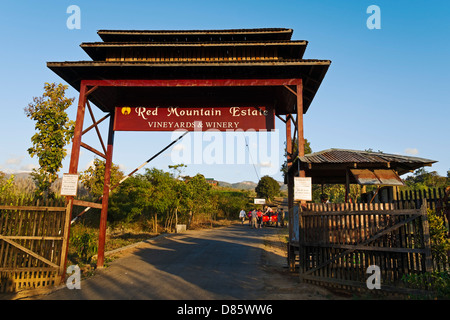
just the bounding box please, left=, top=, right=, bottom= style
left=216, top=181, right=232, bottom=188
left=217, top=180, right=287, bottom=191
left=3, top=172, right=32, bottom=179
left=233, top=181, right=258, bottom=190
left=217, top=180, right=257, bottom=190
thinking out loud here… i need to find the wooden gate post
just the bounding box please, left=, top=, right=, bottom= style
left=298, top=204, right=304, bottom=282
left=420, top=200, right=433, bottom=272
left=61, top=82, right=87, bottom=282
left=96, top=112, right=115, bottom=268
left=288, top=184, right=296, bottom=271
left=59, top=198, right=73, bottom=280
left=286, top=81, right=305, bottom=273
left=286, top=114, right=294, bottom=246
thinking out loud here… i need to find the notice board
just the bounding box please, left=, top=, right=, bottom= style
left=294, top=177, right=312, bottom=201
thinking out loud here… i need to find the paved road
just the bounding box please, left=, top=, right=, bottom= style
left=32, top=224, right=334, bottom=300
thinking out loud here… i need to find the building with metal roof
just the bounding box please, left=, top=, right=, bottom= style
left=289, top=148, right=437, bottom=185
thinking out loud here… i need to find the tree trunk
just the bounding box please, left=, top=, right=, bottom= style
left=188, top=210, right=193, bottom=229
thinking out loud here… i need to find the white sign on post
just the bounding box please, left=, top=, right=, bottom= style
left=254, top=198, right=266, bottom=205
left=60, top=174, right=79, bottom=196
left=294, top=177, right=312, bottom=201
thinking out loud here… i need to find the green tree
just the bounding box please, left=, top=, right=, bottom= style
left=108, top=175, right=155, bottom=223
left=215, top=189, right=250, bottom=219
left=79, top=158, right=125, bottom=198
left=144, top=168, right=177, bottom=219
left=109, top=168, right=178, bottom=226
left=404, top=168, right=448, bottom=189
left=182, top=174, right=213, bottom=226
left=0, top=172, right=15, bottom=198
left=255, top=175, right=280, bottom=202
left=168, top=163, right=187, bottom=178
left=312, top=184, right=347, bottom=203
left=24, top=83, right=75, bottom=198
left=108, top=167, right=249, bottom=229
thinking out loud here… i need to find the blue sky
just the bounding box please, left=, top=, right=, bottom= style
left=0, top=1, right=448, bottom=183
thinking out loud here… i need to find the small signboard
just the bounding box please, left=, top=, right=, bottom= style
left=254, top=198, right=266, bottom=205
left=60, top=174, right=79, bottom=196
left=294, top=177, right=312, bottom=201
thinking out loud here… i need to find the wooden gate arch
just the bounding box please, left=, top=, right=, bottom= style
left=47, top=28, right=331, bottom=272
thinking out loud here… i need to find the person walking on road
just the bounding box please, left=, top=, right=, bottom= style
left=257, top=209, right=263, bottom=229
left=278, top=208, right=285, bottom=227
left=239, top=209, right=246, bottom=225
left=251, top=209, right=258, bottom=229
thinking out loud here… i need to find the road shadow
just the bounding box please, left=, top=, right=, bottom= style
left=27, top=224, right=338, bottom=300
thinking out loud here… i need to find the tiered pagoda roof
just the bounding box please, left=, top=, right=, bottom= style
left=48, top=28, right=331, bottom=114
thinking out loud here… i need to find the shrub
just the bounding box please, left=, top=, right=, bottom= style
left=402, top=271, right=450, bottom=299
left=69, top=224, right=98, bottom=264
left=427, top=209, right=450, bottom=265
left=401, top=209, right=450, bottom=298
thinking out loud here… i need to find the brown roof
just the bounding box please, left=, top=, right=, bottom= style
left=289, top=149, right=437, bottom=184
left=80, top=40, right=309, bottom=61
left=47, top=28, right=330, bottom=114
left=97, top=28, right=294, bottom=42
left=299, top=149, right=436, bottom=167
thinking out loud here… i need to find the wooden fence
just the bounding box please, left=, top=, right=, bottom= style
left=361, top=187, right=449, bottom=226
left=394, top=187, right=449, bottom=211
left=298, top=202, right=447, bottom=294
left=394, top=187, right=449, bottom=231
left=0, top=197, right=69, bottom=293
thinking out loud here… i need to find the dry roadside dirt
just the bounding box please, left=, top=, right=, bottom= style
left=258, top=227, right=349, bottom=300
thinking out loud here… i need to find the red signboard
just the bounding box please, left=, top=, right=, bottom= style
left=113, top=106, right=275, bottom=131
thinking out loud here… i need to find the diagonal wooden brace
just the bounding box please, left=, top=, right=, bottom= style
left=300, top=213, right=422, bottom=277
left=0, top=235, right=60, bottom=269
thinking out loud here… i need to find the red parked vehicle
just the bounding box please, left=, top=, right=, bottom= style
left=262, top=211, right=278, bottom=226
left=247, top=208, right=279, bottom=227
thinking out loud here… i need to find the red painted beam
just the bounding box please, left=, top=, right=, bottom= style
left=69, top=82, right=87, bottom=174
left=97, top=113, right=115, bottom=268
left=296, top=83, right=304, bottom=160
left=82, top=78, right=302, bottom=88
